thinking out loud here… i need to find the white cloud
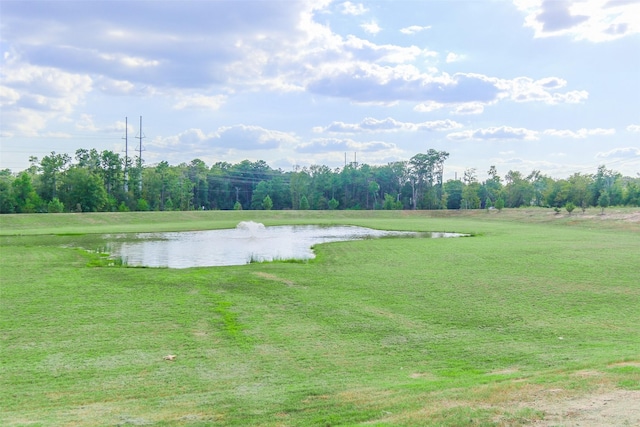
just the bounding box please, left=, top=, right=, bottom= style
left=213, top=125, right=299, bottom=150
left=308, top=67, right=501, bottom=104
left=153, top=125, right=299, bottom=153
left=307, top=63, right=587, bottom=107
left=314, top=117, right=463, bottom=133
left=0, top=85, right=21, bottom=107
left=446, top=52, right=464, bottom=63
left=173, top=94, right=227, bottom=110
left=596, top=147, right=640, bottom=159
left=0, top=55, right=93, bottom=135
left=513, top=0, right=640, bottom=42
left=95, top=77, right=138, bottom=95
left=361, top=21, right=382, bottom=35
left=452, top=103, right=485, bottom=115
left=543, top=128, right=615, bottom=138
left=2, top=1, right=335, bottom=91
left=499, top=76, right=588, bottom=104
left=343, top=36, right=430, bottom=63
left=551, top=90, right=589, bottom=104
left=536, top=76, right=567, bottom=89
left=400, top=25, right=431, bottom=35
left=341, top=1, right=368, bottom=16
left=98, top=52, right=160, bottom=69
left=413, top=101, right=445, bottom=113
left=448, top=126, right=539, bottom=141
left=75, top=114, right=99, bottom=132
left=295, top=138, right=399, bottom=154
left=626, top=124, right=640, bottom=133
left=487, top=156, right=585, bottom=178
left=1, top=0, right=589, bottom=115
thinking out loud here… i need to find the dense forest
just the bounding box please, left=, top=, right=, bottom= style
left=1, top=148, right=639, bottom=214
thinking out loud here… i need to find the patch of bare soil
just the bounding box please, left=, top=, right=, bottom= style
left=253, top=271, right=296, bottom=287
left=572, top=210, right=640, bottom=222
left=530, top=389, right=640, bottom=426
left=620, top=212, right=640, bottom=223
left=579, top=212, right=640, bottom=223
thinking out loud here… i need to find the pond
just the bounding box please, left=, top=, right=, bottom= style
left=103, top=221, right=466, bottom=268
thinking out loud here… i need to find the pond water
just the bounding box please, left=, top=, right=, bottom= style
left=104, top=221, right=465, bottom=268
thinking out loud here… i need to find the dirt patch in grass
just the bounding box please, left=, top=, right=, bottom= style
left=253, top=271, right=296, bottom=287
left=576, top=211, right=640, bottom=222
left=609, top=361, right=640, bottom=368
left=529, top=389, right=640, bottom=426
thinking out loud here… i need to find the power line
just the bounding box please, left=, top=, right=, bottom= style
left=0, top=134, right=123, bottom=140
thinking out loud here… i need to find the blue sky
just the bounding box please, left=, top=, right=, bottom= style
left=1, top=0, right=639, bottom=180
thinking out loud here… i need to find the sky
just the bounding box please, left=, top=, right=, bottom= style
left=1, top=0, right=639, bottom=181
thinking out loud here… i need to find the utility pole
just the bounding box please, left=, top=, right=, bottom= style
left=123, top=117, right=128, bottom=193
left=137, top=116, right=145, bottom=193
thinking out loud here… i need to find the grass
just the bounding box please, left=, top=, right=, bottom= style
left=1, top=208, right=639, bottom=426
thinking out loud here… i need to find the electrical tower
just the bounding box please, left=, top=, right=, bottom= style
left=123, top=117, right=128, bottom=192
left=137, top=116, right=145, bottom=193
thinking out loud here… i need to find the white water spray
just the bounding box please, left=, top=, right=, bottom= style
left=236, top=221, right=266, bottom=237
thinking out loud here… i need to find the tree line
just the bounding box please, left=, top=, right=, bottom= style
left=1, top=147, right=638, bottom=214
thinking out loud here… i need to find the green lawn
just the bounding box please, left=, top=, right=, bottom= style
left=1, top=209, right=639, bottom=426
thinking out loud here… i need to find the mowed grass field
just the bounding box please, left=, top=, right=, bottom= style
left=1, top=209, right=639, bottom=426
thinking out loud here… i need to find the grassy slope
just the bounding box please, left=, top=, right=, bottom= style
left=1, top=209, right=639, bottom=426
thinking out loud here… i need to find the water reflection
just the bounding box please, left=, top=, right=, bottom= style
left=105, top=221, right=464, bottom=268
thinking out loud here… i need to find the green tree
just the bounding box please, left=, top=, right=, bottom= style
left=100, top=150, right=123, bottom=198
left=504, top=170, right=533, bottom=208
left=38, top=151, right=71, bottom=202
left=598, top=190, right=610, bottom=214
left=12, top=172, right=41, bottom=213
left=482, top=165, right=503, bottom=207
left=494, top=198, right=505, bottom=211
left=624, top=179, right=640, bottom=206
left=299, top=194, right=310, bottom=210
left=382, top=193, right=402, bottom=210
left=136, top=198, right=150, bottom=211
left=188, top=159, right=209, bottom=209
left=591, top=165, right=622, bottom=205
left=565, top=201, right=576, bottom=215
left=75, top=148, right=101, bottom=170
left=251, top=181, right=271, bottom=210
left=233, top=201, right=243, bottom=210
left=328, top=197, right=339, bottom=210
left=0, top=170, right=16, bottom=213
left=262, top=195, right=273, bottom=210
left=368, top=181, right=380, bottom=209
left=290, top=169, right=310, bottom=210
left=460, top=170, right=481, bottom=209
left=61, top=167, right=107, bottom=212
left=444, top=180, right=463, bottom=209
left=47, top=197, right=64, bottom=213
left=208, top=162, right=234, bottom=210
left=567, top=173, right=593, bottom=210
left=141, top=161, right=191, bottom=211
left=408, top=150, right=449, bottom=209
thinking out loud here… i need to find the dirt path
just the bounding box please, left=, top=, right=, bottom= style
left=530, top=389, right=640, bottom=426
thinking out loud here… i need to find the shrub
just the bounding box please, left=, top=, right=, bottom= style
left=47, top=198, right=64, bottom=213
left=565, top=202, right=576, bottom=215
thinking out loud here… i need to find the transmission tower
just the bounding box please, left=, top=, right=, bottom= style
left=123, top=117, right=128, bottom=192
left=137, top=116, right=145, bottom=192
